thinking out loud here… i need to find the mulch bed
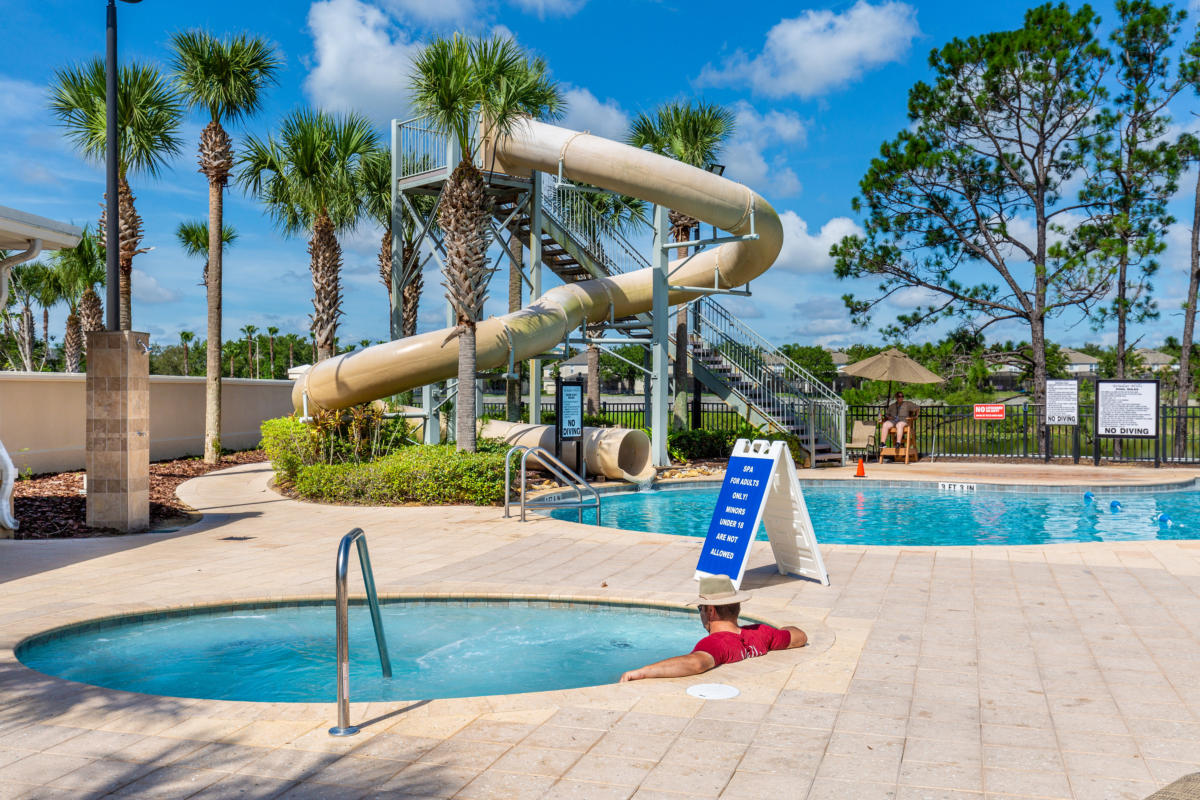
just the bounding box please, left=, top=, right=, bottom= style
left=10, top=450, right=268, bottom=540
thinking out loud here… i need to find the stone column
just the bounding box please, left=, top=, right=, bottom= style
left=85, top=330, right=150, bottom=532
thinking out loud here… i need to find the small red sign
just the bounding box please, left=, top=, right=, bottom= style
left=974, top=404, right=1006, bottom=421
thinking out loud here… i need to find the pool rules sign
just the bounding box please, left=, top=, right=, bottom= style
left=695, top=439, right=829, bottom=588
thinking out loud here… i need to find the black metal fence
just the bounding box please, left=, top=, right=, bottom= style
left=848, top=404, right=1200, bottom=464
left=480, top=399, right=1200, bottom=465
left=481, top=400, right=745, bottom=431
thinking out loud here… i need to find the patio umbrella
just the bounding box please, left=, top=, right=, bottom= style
left=841, top=348, right=944, bottom=404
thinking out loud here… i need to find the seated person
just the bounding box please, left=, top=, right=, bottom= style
left=619, top=575, right=807, bottom=682
left=879, top=391, right=919, bottom=446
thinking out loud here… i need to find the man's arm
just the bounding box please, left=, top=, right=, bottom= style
left=619, top=651, right=716, bottom=682
left=783, top=626, right=808, bottom=649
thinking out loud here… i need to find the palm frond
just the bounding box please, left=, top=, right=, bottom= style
left=49, top=58, right=184, bottom=178
left=176, top=220, right=238, bottom=257
left=170, top=30, right=282, bottom=124
left=626, top=100, right=735, bottom=169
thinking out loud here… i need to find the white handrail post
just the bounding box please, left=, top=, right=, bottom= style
left=650, top=204, right=670, bottom=467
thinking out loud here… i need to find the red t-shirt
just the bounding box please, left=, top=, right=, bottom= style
left=692, top=624, right=792, bottom=666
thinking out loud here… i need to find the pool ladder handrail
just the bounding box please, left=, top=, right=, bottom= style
left=329, top=527, right=392, bottom=737
left=503, top=445, right=601, bottom=525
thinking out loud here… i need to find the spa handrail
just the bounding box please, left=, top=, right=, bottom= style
left=503, top=444, right=600, bottom=525
left=329, top=527, right=392, bottom=737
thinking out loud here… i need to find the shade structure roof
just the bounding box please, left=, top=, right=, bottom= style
left=840, top=348, right=944, bottom=384
left=0, top=205, right=82, bottom=252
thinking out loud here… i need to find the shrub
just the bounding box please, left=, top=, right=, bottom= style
left=292, top=444, right=508, bottom=506
left=261, top=416, right=319, bottom=483
left=667, top=422, right=808, bottom=466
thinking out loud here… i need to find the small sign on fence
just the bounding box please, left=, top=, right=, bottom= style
left=973, top=404, right=1006, bottom=421
left=1045, top=379, right=1078, bottom=425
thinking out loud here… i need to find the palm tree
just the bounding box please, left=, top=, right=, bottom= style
left=266, top=326, right=278, bottom=378
left=50, top=58, right=183, bottom=330
left=49, top=230, right=106, bottom=373
left=176, top=220, right=238, bottom=287
left=58, top=227, right=106, bottom=352
left=179, top=330, right=195, bottom=375
left=241, top=324, right=258, bottom=378
left=410, top=33, right=563, bottom=451
left=238, top=109, right=378, bottom=362
left=628, top=101, right=735, bottom=430
left=7, top=263, right=46, bottom=371
left=31, top=266, right=64, bottom=369
left=171, top=30, right=280, bottom=463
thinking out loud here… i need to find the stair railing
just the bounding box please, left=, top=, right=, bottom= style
left=540, top=177, right=649, bottom=277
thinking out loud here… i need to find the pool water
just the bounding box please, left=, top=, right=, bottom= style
left=550, top=484, right=1200, bottom=546
left=17, top=601, right=702, bottom=702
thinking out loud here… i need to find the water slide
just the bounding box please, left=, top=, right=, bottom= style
left=291, top=118, right=783, bottom=480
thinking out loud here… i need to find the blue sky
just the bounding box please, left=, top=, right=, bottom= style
left=4, top=0, right=1200, bottom=355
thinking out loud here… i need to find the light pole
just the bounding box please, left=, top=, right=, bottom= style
left=105, top=0, right=141, bottom=331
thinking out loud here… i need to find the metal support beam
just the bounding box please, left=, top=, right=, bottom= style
left=650, top=204, right=670, bottom=467
left=389, top=119, right=403, bottom=342
left=528, top=172, right=544, bottom=424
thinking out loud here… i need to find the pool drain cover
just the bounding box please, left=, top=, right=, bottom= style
left=687, top=683, right=740, bottom=700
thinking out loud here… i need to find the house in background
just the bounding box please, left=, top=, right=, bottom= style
left=1135, top=348, right=1176, bottom=375
left=1061, top=348, right=1099, bottom=377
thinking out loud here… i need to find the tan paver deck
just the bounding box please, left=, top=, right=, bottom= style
left=2, top=461, right=1200, bottom=799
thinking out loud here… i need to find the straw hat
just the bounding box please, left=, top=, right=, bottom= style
left=689, top=575, right=753, bottom=606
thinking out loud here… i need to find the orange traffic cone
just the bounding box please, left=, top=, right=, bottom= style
left=854, top=458, right=866, bottom=478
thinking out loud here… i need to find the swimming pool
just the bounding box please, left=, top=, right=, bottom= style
left=17, top=599, right=702, bottom=702
left=550, top=482, right=1200, bottom=546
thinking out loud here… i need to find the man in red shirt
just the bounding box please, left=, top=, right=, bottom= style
left=619, top=575, right=807, bottom=682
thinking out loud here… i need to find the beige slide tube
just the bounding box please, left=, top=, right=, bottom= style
left=480, top=420, right=655, bottom=483
left=291, top=117, right=783, bottom=419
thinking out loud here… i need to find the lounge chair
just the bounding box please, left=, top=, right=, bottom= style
left=846, top=421, right=878, bottom=462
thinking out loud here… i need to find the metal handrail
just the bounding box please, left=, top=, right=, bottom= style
left=329, top=528, right=392, bottom=737
left=503, top=444, right=600, bottom=524
left=540, top=177, right=649, bottom=277
left=692, top=297, right=846, bottom=460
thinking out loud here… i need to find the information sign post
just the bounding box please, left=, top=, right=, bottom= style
left=695, top=439, right=829, bottom=588
left=1093, top=380, right=1160, bottom=467
left=555, top=379, right=584, bottom=474
left=1044, top=379, right=1079, bottom=464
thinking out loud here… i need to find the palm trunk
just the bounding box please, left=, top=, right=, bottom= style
left=378, top=229, right=392, bottom=306
left=80, top=286, right=102, bottom=354
left=506, top=226, right=523, bottom=422
left=288, top=340, right=294, bottom=369
left=17, top=305, right=34, bottom=371
left=586, top=343, right=600, bottom=415
left=183, top=342, right=189, bottom=375
left=401, top=241, right=421, bottom=339
left=42, top=307, right=49, bottom=349
left=669, top=212, right=695, bottom=430
left=309, top=210, right=343, bottom=362
left=116, top=176, right=144, bottom=331
left=64, top=311, right=82, bottom=373
left=269, top=337, right=275, bottom=379
left=1175, top=168, right=1200, bottom=459
left=204, top=178, right=224, bottom=463
left=457, top=324, right=477, bottom=451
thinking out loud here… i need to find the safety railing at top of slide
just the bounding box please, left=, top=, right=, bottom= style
left=503, top=444, right=600, bottom=525
left=329, top=528, right=392, bottom=738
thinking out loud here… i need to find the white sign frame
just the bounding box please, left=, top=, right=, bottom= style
left=1095, top=380, right=1159, bottom=439
left=695, top=439, right=830, bottom=588
left=1045, top=379, right=1079, bottom=426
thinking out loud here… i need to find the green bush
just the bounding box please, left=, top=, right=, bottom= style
left=666, top=422, right=807, bottom=466
left=291, top=444, right=508, bottom=506
left=261, top=416, right=319, bottom=483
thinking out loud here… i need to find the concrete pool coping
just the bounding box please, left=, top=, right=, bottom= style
left=2, top=459, right=1200, bottom=798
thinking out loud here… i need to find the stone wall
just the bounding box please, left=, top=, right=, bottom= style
left=0, top=372, right=294, bottom=474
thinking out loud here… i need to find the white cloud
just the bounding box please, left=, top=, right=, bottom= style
left=697, top=1, right=920, bottom=98
left=775, top=212, right=862, bottom=273
left=723, top=102, right=806, bottom=197
left=560, top=86, right=628, bottom=141
left=380, top=0, right=479, bottom=23
left=131, top=269, right=179, bottom=304
left=0, top=76, right=44, bottom=124
left=508, top=0, right=587, bottom=18
left=304, top=0, right=424, bottom=125
left=788, top=296, right=856, bottom=337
